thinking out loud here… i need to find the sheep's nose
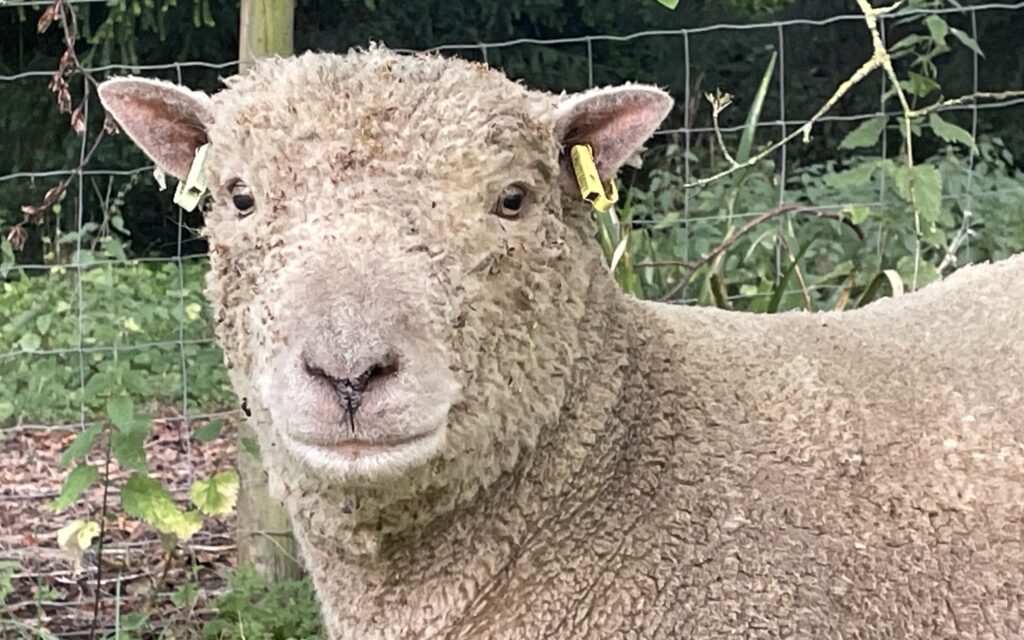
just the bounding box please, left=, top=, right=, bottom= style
left=303, top=352, right=400, bottom=418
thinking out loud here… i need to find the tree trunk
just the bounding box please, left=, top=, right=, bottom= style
left=235, top=0, right=300, bottom=582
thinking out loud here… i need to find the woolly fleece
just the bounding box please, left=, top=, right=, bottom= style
left=99, top=48, right=1024, bottom=639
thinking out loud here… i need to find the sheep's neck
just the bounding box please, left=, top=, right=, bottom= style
left=296, top=275, right=646, bottom=638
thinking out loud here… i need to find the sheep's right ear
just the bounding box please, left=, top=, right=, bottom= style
left=97, top=77, right=213, bottom=180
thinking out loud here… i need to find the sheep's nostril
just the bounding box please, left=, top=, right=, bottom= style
left=355, top=354, right=400, bottom=393
left=302, top=352, right=399, bottom=418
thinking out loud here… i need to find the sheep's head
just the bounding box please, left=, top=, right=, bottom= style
left=98, top=48, right=670, bottom=511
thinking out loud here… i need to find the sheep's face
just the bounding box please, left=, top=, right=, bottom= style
left=98, top=50, right=670, bottom=495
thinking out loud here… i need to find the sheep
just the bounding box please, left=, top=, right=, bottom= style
left=97, top=46, right=1024, bottom=639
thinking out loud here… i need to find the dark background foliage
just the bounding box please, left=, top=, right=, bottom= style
left=2, top=0, right=1021, bottom=263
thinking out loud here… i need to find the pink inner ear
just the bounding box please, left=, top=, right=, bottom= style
left=131, top=96, right=208, bottom=176
left=99, top=80, right=210, bottom=179
left=558, top=88, right=672, bottom=181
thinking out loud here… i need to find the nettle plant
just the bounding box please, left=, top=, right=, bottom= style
left=51, top=401, right=237, bottom=562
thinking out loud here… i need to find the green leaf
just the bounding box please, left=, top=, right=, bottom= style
left=949, top=27, right=983, bottom=57
left=111, top=215, right=131, bottom=236
left=190, top=471, right=239, bottom=516
left=121, top=473, right=202, bottom=541
left=839, top=117, right=887, bottom=150
left=241, top=436, right=261, bottom=457
left=193, top=419, right=225, bottom=443
left=106, top=395, right=134, bottom=431
left=854, top=269, right=905, bottom=308
left=103, top=237, right=128, bottom=262
left=655, top=0, right=679, bottom=8
left=767, top=233, right=821, bottom=313
left=924, top=15, right=949, bottom=47
left=118, top=612, right=149, bottom=631
left=60, top=423, right=103, bottom=467
left=897, top=256, right=941, bottom=289
left=170, top=582, right=198, bottom=608
left=112, top=423, right=149, bottom=472
left=888, top=163, right=942, bottom=224
left=19, top=333, right=42, bottom=353
left=824, top=160, right=879, bottom=188
left=929, top=112, right=977, bottom=153
left=0, top=401, right=13, bottom=422
left=35, top=314, right=52, bottom=335
left=902, top=72, right=940, bottom=98
left=844, top=205, right=872, bottom=225
left=736, top=50, right=777, bottom=164
left=49, top=464, right=99, bottom=511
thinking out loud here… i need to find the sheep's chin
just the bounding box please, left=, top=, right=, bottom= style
left=281, top=427, right=446, bottom=480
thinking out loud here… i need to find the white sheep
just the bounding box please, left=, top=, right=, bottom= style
left=98, top=46, right=1024, bottom=639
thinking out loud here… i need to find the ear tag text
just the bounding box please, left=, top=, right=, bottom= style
left=570, top=144, right=618, bottom=213
left=173, top=143, right=210, bottom=212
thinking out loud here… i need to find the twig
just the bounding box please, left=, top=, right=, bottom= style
left=909, top=90, right=1024, bottom=118
left=706, top=90, right=739, bottom=169
left=637, top=204, right=864, bottom=301
left=937, top=209, right=974, bottom=274
left=87, top=434, right=112, bottom=640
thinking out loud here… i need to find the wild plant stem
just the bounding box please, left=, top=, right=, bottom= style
left=88, top=433, right=113, bottom=640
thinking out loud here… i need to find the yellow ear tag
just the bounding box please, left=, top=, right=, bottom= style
left=172, top=143, right=210, bottom=212
left=570, top=144, right=618, bottom=213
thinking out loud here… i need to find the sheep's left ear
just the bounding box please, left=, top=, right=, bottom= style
left=554, top=85, right=673, bottom=182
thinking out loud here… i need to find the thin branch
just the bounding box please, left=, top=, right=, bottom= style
left=644, top=204, right=864, bottom=301
left=908, top=89, right=1024, bottom=118
left=88, top=433, right=112, bottom=640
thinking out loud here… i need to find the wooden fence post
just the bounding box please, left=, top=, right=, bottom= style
left=236, top=0, right=301, bottom=582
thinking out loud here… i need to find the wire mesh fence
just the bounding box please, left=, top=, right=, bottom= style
left=2, top=0, right=1024, bottom=636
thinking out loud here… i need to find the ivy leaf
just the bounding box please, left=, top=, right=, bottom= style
left=193, top=419, right=225, bottom=443
left=49, top=464, right=99, bottom=512
left=929, top=113, right=977, bottom=153
left=190, top=471, right=240, bottom=516
left=121, top=473, right=202, bottom=542
left=60, top=423, right=103, bottom=467
left=839, top=117, right=887, bottom=150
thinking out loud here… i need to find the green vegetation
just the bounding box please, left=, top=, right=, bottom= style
left=199, top=566, right=324, bottom=640
left=0, top=259, right=232, bottom=427
left=600, top=136, right=1024, bottom=310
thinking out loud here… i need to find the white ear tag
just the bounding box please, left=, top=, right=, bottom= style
left=173, top=143, right=210, bottom=212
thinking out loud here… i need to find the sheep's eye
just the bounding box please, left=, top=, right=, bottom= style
left=494, top=183, right=530, bottom=219
left=230, top=183, right=255, bottom=218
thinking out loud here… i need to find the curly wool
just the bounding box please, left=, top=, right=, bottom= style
left=99, top=47, right=1024, bottom=639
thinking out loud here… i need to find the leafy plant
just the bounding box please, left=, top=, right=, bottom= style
left=200, top=566, right=324, bottom=640
left=0, top=260, right=233, bottom=427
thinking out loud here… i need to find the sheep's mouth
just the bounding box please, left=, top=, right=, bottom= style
left=281, top=427, right=445, bottom=476
left=311, top=431, right=434, bottom=458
